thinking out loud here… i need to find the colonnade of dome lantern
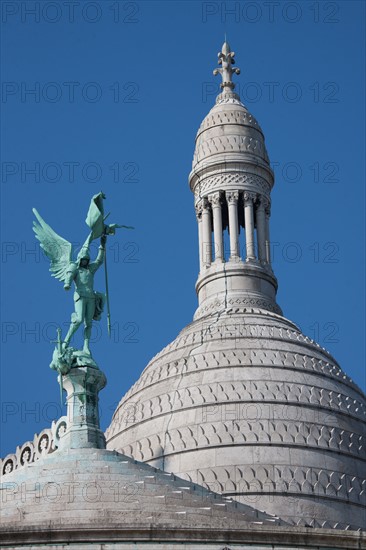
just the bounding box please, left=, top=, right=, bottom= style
left=195, top=191, right=271, bottom=267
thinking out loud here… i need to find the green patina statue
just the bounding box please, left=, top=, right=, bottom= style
left=63, top=231, right=106, bottom=355
left=33, top=192, right=133, bottom=374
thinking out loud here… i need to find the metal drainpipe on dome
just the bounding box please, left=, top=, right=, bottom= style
left=189, top=41, right=282, bottom=321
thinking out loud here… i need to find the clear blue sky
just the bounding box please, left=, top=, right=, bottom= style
left=1, top=0, right=365, bottom=457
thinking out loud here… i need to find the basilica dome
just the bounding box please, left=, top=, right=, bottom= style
left=106, top=307, right=366, bottom=530
left=106, top=42, right=366, bottom=530
left=1, top=40, right=365, bottom=550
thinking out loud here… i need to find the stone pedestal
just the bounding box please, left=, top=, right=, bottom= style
left=59, top=365, right=107, bottom=450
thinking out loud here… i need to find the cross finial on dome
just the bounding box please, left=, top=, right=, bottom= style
left=213, top=40, right=240, bottom=90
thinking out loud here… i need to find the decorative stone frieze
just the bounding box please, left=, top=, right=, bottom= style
left=117, top=421, right=365, bottom=461
left=193, top=173, right=271, bottom=200
left=1, top=417, right=68, bottom=476
left=180, top=464, right=366, bottom=507
left=197, top=109, right=262, bottom=134
left=193, top=135, right=269, bottom=166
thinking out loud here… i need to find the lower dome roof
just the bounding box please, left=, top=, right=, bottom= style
left=1, top=449, right=365, bottom=548
left=1, top=447, right=283, bottom=532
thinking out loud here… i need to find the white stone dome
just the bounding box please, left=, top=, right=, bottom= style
left=106, top=42, right=366, bottom=530
left=106, top=308, right=366, bottom=530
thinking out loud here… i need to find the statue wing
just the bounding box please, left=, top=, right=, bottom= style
left=32, top=208, right=73, bottom=283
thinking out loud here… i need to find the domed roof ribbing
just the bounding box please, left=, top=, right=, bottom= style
left=106, top=42, right=366, bottom=530
left=192, top=93, right=270, bottom=176
left=106, top=309, right=366, bottom=529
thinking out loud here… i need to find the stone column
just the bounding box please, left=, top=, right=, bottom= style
left=244, top=192, right=256, bottom=261
left=256, top=195, right=267, bottom=264
left=195, top=201, right=204, bottom=271
left=226, top=191, right=240, bottom=261
left=201, top=198, right=212, bottom=267
left=60, top=366, right=107, bottom=450
left=265, top=200, right=271, bottom=264
left=209, top=192, right=224, bottom=262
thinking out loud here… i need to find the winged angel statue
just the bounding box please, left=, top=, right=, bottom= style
left=33, top=192, right=132, bottom=374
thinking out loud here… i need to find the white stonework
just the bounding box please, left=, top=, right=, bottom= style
left=0, top=417, right=68, bottom=476
left=0, top=449, right=364, bottom=547
left=0, top=447, right=284, bottom=541
left=1, top=41, right=365, bottom=549
left=106, top=42, right=366, bottom=532
left=106, top=309, right=366, bottom=530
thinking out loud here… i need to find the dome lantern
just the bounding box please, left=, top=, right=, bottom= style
left=190, top=42, right=280, bottom=320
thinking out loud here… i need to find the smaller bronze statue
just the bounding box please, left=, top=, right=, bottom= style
left=33, top=192, right=132, bottom=374
left=63, top=231, right=106, bottom=356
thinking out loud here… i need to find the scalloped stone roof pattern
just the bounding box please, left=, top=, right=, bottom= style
left=106, top=309, right=366, bottom=531
left=191, top=93, right=270, bottom=173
